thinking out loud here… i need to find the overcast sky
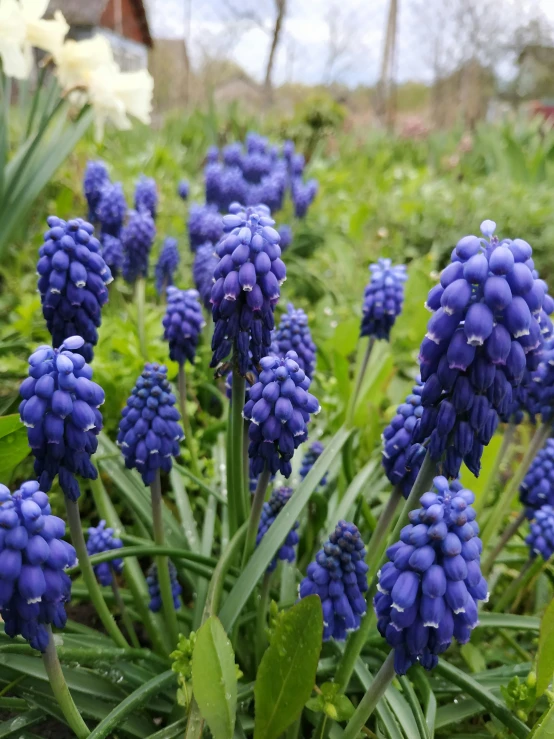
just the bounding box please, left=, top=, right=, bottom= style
left=144, top=0, right=554, bottom=87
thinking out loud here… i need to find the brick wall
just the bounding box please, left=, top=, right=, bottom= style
left=100, top=0, right=149, bottom=46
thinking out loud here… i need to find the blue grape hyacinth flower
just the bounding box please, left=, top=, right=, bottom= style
left=83, top=160, right=109, bottom=222
left=256, top=486, right=299, bottom=572
left=188, top=203, right=223, bottom=252
left=299, top=441, right=328, bottom=486
left=382, top=375, right=427, bottom=497
left=162, top=287, right=205, bottom=365
left=20, top=337, right=104, bottom=501
left=206, top=145, right=219, bottom=164
left=374, top=476, right=488, bottom=675
left=37, top=216, right=113, bottom=362
left=526, top=504, right=554, bottom=561
left=193, top=242, right=218, bottom=310
left=291, top=178, right=317, bottom=218
left=223, top=142, right=243, bottom=167
left=414, top=220, right=547, bottom=479
left=0, top=480, right=76, bottom=651
left=155, top=237, right=180, bottom=294
left=273, top=303, right=317, bottom=379
left=243, top=350, right=320, bottom=478
left=520, top=438, right=554, bottom=518
left=97, top=181, right=127, bottom=238
left=278, top=224, right=292, bottom=252
left=117, top=363, right=184, bottom=485
left=121, top=208, right=156, bottom=284
left=177, top=180, right=189, bottom=200
left=134, top=175, right=158, bottom=219
left=299, top=520, right=368, bottom=641
left=101, top=234, right=124, bottom=276
left=147, top=561, right=182, bottom=612
left=86, top=520, right=123, bottom=586
left=360, top=258, right=408, bottom=341
left=210, top=204, right=286, bottom=375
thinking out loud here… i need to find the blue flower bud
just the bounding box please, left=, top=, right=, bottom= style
left=256, top=487, right=299, bottom=572
left=134, top=175, right=158, bottom=220
left=86, top=520, right=123, bottom=586
left=155, top=237, right=180, bottom=294
left=83, top=161, right=109, bottom=222
left=162, top=287, right=205, bottom=365
left=121, top=209, right=156, bottom=284
left=360, top=259, right=407, bottom=341
left=147, top=561, right=181, bottom=612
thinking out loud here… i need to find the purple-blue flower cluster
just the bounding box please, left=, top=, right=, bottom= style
left=299, top=441, right=327, bottom=486
left=374, top=476, right=487, bottom=675
left=278, top=225, right=293, bottom=252
left=178, top=180, right=189, bottom=200
left=117, top=363, right=184, bottom=485
left=360, top=258, right=407, bottom=341
left=86, top=520, right=123, bottom=586
left=102, top=234, right=124, bottom=276
left=188, top=204, right=223, bottom=252
left=210, top=204, right=286, bottom=375
left=299, top=520, right=368, bottom=641
left=520, top=438, right=554, bottom=518
left=121, top=208, right=156, bottom=284
left=382, top=376, right=427, bottom=497
left=20, top=337, right=104, bottom=501
left=256, top=486, right=299, bottom=572
left=243, top=351, right=320, bottom=478
left=155, top=237, right=180, bottom=294
left=414, top=221, right=547, bottom=479
left=193, top=242, right=218, bottom=309
left=273, top=303, right=317, bottom=379
left=37, top=216, right=113, bottom=362
left=291, top=178, right=318, bottom=218
left=162, top=287, right=205, bottom=365
left=97, top=182, right=127, bottom=238
left=83, top=160, right=109, bottom=222
left=526, top=505, right=554, bottom=561
left=147, top=561, right=182, bottom=612
left=0, top=481, right=76, bottom=651
left=134, top=175, right=158, bottom=220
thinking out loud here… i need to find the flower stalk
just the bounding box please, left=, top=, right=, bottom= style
left=345, top=336, right=374, bottom=427
left=342, top=651, right=396, bottom=739
left=242, top=464, right=271, bottom=566
left=178, top=363, right=201, bottom=478
left=135, top=276, right=147, bottom=360
left=229, top=368, right=247, bottom=532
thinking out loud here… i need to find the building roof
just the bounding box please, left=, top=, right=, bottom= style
left=47, top=0, right=153, bottom=47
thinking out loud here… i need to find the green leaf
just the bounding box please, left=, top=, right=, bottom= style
left=461, top=643, right=487, bottom=673
left=254, top=596, right=323, bottom=739
left=530, top=701, right=554, bottom=738
left=0, top=414, right=30, bottom=481
left=0, top=709, right=42, bottom=738
left=477, top=613, right=540, bottom=631
left=219, top=427, right=351, bottom=631
left=191, top=616, right=237, bottom=739
left=537, top=598, right=554, bottom=696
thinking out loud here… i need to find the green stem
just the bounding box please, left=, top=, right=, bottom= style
left=329, top=453, right=436, bottom=708
left=204, top=522, right=248, bottom=621
left=365, top=484, right=403, bottom=585
left=345, top=336, right=374, bottom=427
left=89, top=473, right=168, bottom=655
left=178, top=363, right=201, bottom=479
left=482, top=510, right=526, bottom=576
left=230, top=370, right=247, bottom=529
left=474, top=422, right=516, bottom=516
left=135, top=276, right=147, bottom=360
left=342, top=651, right=396, bottom=739
left=111, top=580, right=141, bottom=649
left=42, top=626, right=90, bottom=739
left=151, top=470, right=180, bottom=650
left=480, top=423, right=550, bottom=551
left=65, top=498, right=129, bottom=649
left=493, top=558, right=540, bottom=613
left=255, top=570, right=273, bottom=665
left=242, top=465, right=271, bottom=566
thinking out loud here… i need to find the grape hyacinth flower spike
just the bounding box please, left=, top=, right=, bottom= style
left=121, top=208, right=156, bottom=284
left=210, top=203, right=286, bottom=375
left=414, top=220, right=547, bottom=478
left=188, top=203, right=223, bottom=252
left=155, top=237, right=180, bottom=294
left=86, top=520, right=123, bottom=586
left=97, top=181, right=127, bottom=238
left=163, top=287, right=205, bottom=366
left=256, top=487, right=299, bottom=572
left=520, top=438, right=554, bottom=518
left=101, top=234, right=124, bottom=276
left=374, top=476, right=487, bottom=675
left=243, top=350, right=320, bottom=478
left=382, top=375, right=427, bottom=497
left=360, top=258, right=408, bottom=341
left=299, top=441, right=328, bottom=487
left=193, top=242, right=218, bottom=310
left=0, top=480, right=76, bottom=651
left=299, top=520, right=368, bottom=641
left=134, top=175, right=158, bottom=219
left=526, top=504, right=554, bottom=561
left=117, top=363, right=184, bottom=486
left=147, top=561, right=182, bottom=612
left=273, top=303, right=317, bottom=379
left=20, top=337, right=104, bottom=501
left=177, top=179, right=189, bottom=200
left=37, top=216, right=113, bottom=362
left=83, top=160, right=109, bottom=222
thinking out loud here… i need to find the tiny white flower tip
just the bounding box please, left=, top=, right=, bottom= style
left=423, top=620, right=439, bottom=628
left=27, top=596, right=42, bottom=604
left=23, top=422, right=35, bottom=428
left=425, top=331, right=441, bottom=345
left=391, top=602, right=404, bottom=612
left=376, top=583, right=388, bottom=594
left=453, top=606, right=466, bottom=615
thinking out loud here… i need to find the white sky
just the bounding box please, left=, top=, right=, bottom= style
left=144, top=0, right=554, bottom=87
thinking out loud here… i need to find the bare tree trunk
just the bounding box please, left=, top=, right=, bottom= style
left=264, top=0, right=287, bottom=104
